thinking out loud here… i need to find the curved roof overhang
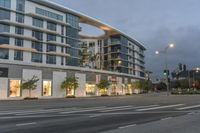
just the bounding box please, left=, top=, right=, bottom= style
left=29, top=0, right=146, bottom=50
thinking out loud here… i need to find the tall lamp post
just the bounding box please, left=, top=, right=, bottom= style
left=155, top=43, right=175, bottom=96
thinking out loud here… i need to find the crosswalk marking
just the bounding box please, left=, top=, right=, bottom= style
left=177, top=105, right=200, bottom=110
left=100, top=105, right=158, bottom=113
left=136, top=104, right=184, bottom=111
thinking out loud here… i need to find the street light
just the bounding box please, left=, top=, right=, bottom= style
left=155, top=43, right=175, bottom=96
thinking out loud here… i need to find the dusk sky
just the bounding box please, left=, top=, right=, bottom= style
left=50, top=0, right=200, bottom=80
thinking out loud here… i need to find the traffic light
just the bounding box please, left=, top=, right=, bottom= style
left=164, top=70, right=170, bottom=76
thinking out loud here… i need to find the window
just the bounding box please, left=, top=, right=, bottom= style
left=61, top=46, right=64, bottom=53
left=0, top=9, right=10, bottom=20
left=66, top=27, right=78, bottom=38
left=46, top=55, right=56, bottom=64
left=36, top=7, right=63, bottom=21
left=14, top=50, right=23, bottom=61
left=47, top=44, right=56, bottom=52
left=47, top=34, right=56, bottom=41
left=32, top=30, right=43, bottom=41
left=16, top=0, right=25, bottom=12
left=61, top=56, right=64, bottom=65
left=66, top=13, right=79, bottom=28
left=15, top=27, right=24, bottom=35
left=61, top=25, right=64, bottom=35
left=0, top=24, right=9, bottom=32
left=43, top=80, right=52, bottom=96
left=32, top=18, right=43, bottom=28
left=47, top=21, right=56, bottom=31
left=16, top=13, right=24, bottom=23
left=32, top=41, right=42, bottom=52
left=15, top=38, right=23, bottom=46
left=0, top=36, right=9, bottom=44
left=9, top=80, right=21, bottom=97
left=85, top=84, right=96, bottom=95
left=0, top=48, right=8, bottom=59
left=0, top=0, right=11, bottom=8
left=61, top=37, right=64, bottom=43
left=31, top=53, right=42, bottom=63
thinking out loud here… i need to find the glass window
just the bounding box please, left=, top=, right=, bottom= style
left=46, top=55, right=56, bottom=64
left=61, top=56, right=64, bottom=65
left=0, top=9, right=10, bottom=20
left=9, top=80, right=21, bottom=97
left=16, top=0, right=25, bottom=12
left=0, top=24, right=9, bottom=32
left=32, top=41, right=43, bottom=52
left=43, top=80, right=52, bottom=96
left=32, top=18, right=43, bottom=28
left=0, top=48, right=8, bottom=59
left=16, top=13, right=24, bottom=23
left=31, top=52, right=42, bottom=63
left=36, top=7, right=63, bottom=21
left=14, top=50, right=23, bottom=61
left=47, top=34, right=56, bottom=41
left=32, top=30, right=43, bottom=41
left=66, top=13, right=79, bottom=28
left=47, top=44, right=56, bottom=52
left=85, top=84, right=96, bottom=95
left=0, top=0, right=11, bottom=8
left=0, top=36, right=9, bottom=44
left=61, top=25, right=64, bottom=35
left=66, top=27, right=78, bottom=38
left=15, top=26, right=24, bottom=35
left=15, top=38, right=23, bottom=46
left=47, top=21, right=56, bottom=31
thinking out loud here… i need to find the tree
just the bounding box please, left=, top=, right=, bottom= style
left=96, top=79, right=110, bottom=95
left=61, top=77, right=79, bottom=97
left=21, top=75, right=39, bottom=98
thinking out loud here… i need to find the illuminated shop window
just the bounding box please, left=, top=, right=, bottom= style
left=9, top=80, right=21, bottom=97
left=43, top=80, right=52, bottom=96
left=85, top=84, right=96, bottom=95
left=111, top=83, right=117, bottom=95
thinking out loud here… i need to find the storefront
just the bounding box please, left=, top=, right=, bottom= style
left=42, top=80, right=52, bottom=96
left=9, top=79, right=21, bottom=97
left=85, top=83, right=96, bottom=96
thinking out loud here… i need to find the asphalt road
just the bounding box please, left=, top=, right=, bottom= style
left=0, top=93, right=200, bottom=133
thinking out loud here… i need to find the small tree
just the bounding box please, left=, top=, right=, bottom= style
left=21, top=75, right=39, bottom=98
left=61, top=77, right=79, bottom=97
left=96, top=79, right=110, bottom=95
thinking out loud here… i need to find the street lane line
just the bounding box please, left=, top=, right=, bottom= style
left=177, top=105, right=200, bottom=110
left=100, top=105, right=158, bottom=112
left=119, top=124, right=136, bottom=129
left=136, top=104, right=184, bottom=111
left=60, top=106, right=107, bottom=114
left=16, top=122, right=36, bottom=126
left=161, top=117, right=172, bottom=121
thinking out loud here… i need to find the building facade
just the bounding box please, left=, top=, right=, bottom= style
left=0, top=0, right=146, bottom=99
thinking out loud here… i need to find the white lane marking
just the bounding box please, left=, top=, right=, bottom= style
left=100, top=105, right=158, bottom=112
left=60, top=106, right=107, bottom=114
left=119, top=124, right=136, bottom=129
left=177, top=105, right=200, bottom=110
left=161, top=117, right=172, bottom=121
left=16, top=122, right=36, bottom=126
left=89, top=114, right=102, bottom=118
left=136, top=104, right=184, bottom=111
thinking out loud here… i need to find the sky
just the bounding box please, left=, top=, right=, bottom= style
left=50, top=0, right=200, bottom=80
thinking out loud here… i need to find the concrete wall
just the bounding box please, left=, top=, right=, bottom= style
left=52, top=71, right=66, bottom=98
left=75, top=73, right=86, bottom=97
left=22, top=69, right=42, bottom=98
left=0, top=78, right=8, bottom=99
